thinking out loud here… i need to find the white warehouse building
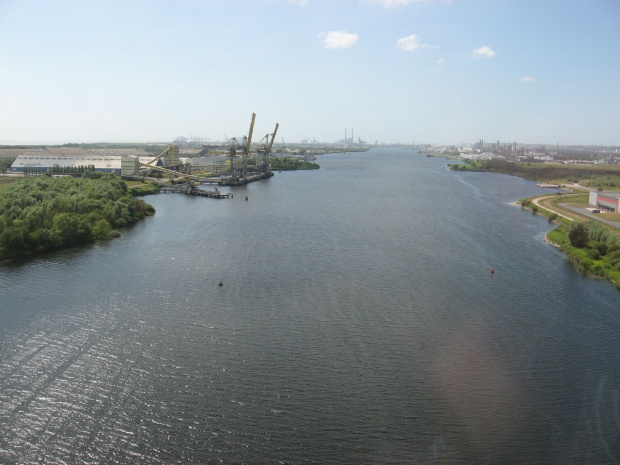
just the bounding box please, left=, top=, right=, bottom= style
left=10, top=150, right=164, bottom=174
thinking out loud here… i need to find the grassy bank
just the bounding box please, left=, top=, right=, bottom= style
left=517, top=192, right=620, bottom=289
left=545, top=225, right=620, bottom=288
left=450, top=158, right=620, bottom=188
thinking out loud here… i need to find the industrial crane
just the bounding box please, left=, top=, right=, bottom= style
left=143, top=144, right=178, bottom=168
left=226, top=113, right=278, bottom=178
left=255, top=122, right=279, bottom=173
left=227, top=113, right=256, bottom=180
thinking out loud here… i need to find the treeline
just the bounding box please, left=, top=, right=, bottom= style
left=0, top=175, right=155, bottom=260
left=0, top=157, right=15, bottom=173
left=269, top=157, right=320, bottom=171
left=583, top=175, right=620, bottom=189
left=547, top=220, right=620, bottom=287
left=450, top=159, right=620, bottom=187
left=23, top=164, right=100, bottom=176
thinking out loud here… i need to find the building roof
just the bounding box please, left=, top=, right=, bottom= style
left=597, top=192, right=620, bottom=200
left=10, top=153, right=162, bottom=170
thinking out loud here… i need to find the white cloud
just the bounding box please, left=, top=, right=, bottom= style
left=471, top=46, right=496, bottom=59
left=364, top=0, right=430, bottom=7
left=520, top=76, right=535, bottom=83
left=319, top=31, right=359, bottom=49
left=396, top=34, right=435, bottom=51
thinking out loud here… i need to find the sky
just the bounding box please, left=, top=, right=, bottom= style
left=0, top=0, right=619, bottom=146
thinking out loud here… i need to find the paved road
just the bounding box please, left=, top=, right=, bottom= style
left=563, top=204, right=620, bottom=229
left=532, top=193, right=620, bottom=230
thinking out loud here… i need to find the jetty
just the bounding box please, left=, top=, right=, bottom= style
left=218, top=171, right=274, bottom=186
left=159, top=183, right=229, bottom=199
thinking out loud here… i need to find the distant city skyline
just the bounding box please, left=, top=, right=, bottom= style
left=1, top=0, right=618, bottom=146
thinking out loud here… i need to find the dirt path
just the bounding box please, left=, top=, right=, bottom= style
left=531, top=195, right=574, bottom=221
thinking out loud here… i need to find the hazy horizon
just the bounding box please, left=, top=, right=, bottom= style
left=1, top=0, right=619, bottom=146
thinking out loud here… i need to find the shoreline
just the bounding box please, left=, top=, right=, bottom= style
left=519, top=198, right=620, bottom=290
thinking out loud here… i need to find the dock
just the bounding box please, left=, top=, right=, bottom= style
left=159, top=183, right=229, bottom=199
left=218, top=171, right=274, bottom=186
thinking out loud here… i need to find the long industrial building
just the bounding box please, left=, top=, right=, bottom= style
left=10, top=148, right=163, bottom=173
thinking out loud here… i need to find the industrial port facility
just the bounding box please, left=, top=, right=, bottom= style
left=8, top=113, right=279, bottom=190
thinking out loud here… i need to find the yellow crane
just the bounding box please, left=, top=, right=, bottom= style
left=143, top=144, right=179, bottom=167
left=268, top=123, right=279, bottom=153
left=255, top=122, right=279, bottom=173
left=228, top=113, right=257, bottom=180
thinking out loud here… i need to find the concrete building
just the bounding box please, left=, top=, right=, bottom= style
left=589, top=191, right=620, bottom=213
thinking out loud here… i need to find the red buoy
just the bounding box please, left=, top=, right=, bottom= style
left=490, top=268, right=495, bottom=274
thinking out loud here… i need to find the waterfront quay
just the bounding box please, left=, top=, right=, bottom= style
left=159, top=183, right=229, bottom=199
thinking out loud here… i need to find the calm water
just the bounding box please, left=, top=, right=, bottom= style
left=1, top=148, right=619, bottom=464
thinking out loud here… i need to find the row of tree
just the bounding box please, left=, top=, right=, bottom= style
left=450, top=159, right=620, bottom=189
left=0, top=174, right=155, bottom=260
left=0, top=157, right=15, bottom=174
left=269, top=157, right=320, bottom=171
left=21, top=165, right=101, bottom=176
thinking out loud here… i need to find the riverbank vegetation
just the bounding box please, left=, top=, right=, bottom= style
left=126, top=181, right=161, bottom=196
left=0, top=175, right=155, bottom=261
left=449, top=159, right=620, bottom=188
left=269, top=157, right=319, bottom=171
left=517, top=191, right=620, bottom=288
left=546, top=221, right=620, bottom=287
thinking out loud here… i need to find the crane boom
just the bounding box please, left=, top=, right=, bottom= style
left=267, top=123, right=279, bottom=153
left=246, top=113, right=256, bottom=154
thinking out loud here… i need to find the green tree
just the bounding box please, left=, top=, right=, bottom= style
left=93, top=219, right=112, bottom=239
left=568, top=222, right=589, bottom=248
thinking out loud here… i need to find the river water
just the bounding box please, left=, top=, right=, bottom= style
left=1, top=148, right=619, bottom=464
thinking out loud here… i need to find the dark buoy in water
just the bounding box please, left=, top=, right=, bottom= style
left=245, top=196, right=248, bottom=201
left=218, top=282, right=223, bottom=287
left=490, top=268, right=495, bottom=274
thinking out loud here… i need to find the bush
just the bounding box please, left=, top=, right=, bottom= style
left=568, top=222, right=589, bottom=248
left=93, top=219, right=113, bottom=239
left=591, top=241, right=608, bottom=256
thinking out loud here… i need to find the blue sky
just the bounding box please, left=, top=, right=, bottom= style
left=1, top=0, right=618, bottom=146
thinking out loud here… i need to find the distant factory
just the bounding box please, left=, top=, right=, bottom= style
left=339, top=128, right=367, bottom=146
left=172, top=136, right=210, bottom=146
